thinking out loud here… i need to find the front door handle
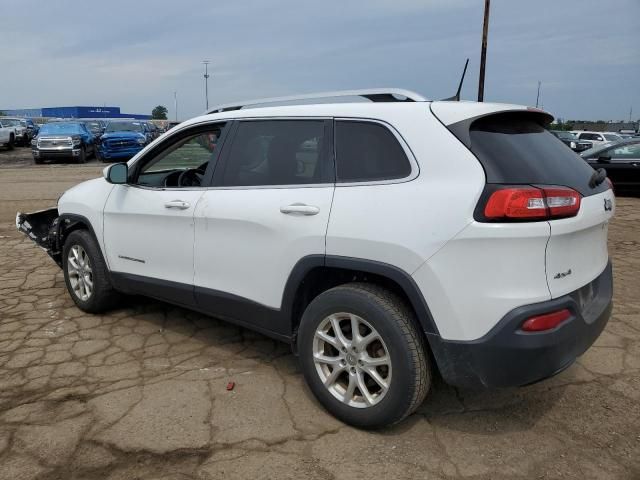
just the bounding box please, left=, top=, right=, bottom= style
left=280, top=203, right=320, bottom=216
left=164, top=200, right=190, bottom=210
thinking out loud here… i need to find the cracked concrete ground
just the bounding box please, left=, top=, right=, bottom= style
left=0, top=160, right=639, bottom=479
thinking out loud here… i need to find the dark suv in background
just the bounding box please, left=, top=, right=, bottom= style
left=550, top=130, right=592, bottom=153
left=98, top=120, right=150, bottom=162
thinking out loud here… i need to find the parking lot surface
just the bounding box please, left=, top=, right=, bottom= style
left=1, top=151, right=639, bottom=479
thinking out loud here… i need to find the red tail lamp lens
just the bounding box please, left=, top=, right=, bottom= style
left=484, top=187, right=547, bottom=219
left=483, top=186, right=581, bottom=220
left=521, top=309, right=571, bottom=332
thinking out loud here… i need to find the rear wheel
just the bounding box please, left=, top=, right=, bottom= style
left=63, top=230, right=121, bottom=313
left=298, top=283, right=430, bottom=428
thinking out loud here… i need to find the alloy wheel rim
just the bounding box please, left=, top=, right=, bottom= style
left=67, top=244, right=93, bottom=301
left=313, top=313, right=392, bottom=408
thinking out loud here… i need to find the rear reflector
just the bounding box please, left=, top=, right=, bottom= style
left=521, top=309, right=571, bottom=332
left=483, top=186, right=581, bottom=221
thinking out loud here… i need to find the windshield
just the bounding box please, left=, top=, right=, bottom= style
left=39, top=123, right=83, bottom=135
left=106, top=122, right=143, bottom=133
left=603, top=134, right=620, bottom=142
left=552, top=131, right=577, bottom=140
left=85, top=122, right=102, bottom=132
left=1, top=119, right=20, bottom=126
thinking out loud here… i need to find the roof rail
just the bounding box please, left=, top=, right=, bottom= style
left=206, top=88, right=427, bottom=114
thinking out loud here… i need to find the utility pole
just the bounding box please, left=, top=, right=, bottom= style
left=174, top=91, right=178, bottom=122
left=477, top=0, right=491, bottom=102
left=203, top=60, right=211, bottom=110
left=535, top=81, right=542, bottom=108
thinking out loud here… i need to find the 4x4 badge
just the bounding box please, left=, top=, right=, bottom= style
left=604, top=198, right=612, bottom=212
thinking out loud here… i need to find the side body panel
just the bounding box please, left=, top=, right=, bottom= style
left=57, top=177, right=115, bottom=260
left=412, top=221, right=552, bottom=341
left=326, top=105, right=486, bottom=275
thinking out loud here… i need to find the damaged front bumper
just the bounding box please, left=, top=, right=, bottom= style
left=16, top=208, right=63, bottom=266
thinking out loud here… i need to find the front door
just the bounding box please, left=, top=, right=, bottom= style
left=103, top=122, right=229, bottom=305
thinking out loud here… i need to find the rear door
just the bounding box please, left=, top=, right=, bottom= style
left=193, top=119, right=334, bottom=335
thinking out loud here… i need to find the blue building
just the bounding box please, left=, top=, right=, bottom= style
left=1, top=106, right=151, bottom=120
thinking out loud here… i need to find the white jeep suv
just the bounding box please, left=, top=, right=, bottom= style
left=17, top=89, right=615, bottom=428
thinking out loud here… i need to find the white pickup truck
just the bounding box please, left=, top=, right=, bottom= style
left=0, top=119, right=16, bottom=149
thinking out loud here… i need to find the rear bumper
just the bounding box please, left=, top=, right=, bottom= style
left=429, top=261, right=613, bottom=389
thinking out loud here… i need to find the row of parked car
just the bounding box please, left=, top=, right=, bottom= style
left=0, top=118, right=168, bottom=163
left=549, top=130, right=640, bottom=193
left=0, top=117, right=39, bottom=148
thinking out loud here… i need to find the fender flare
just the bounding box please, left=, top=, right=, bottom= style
left=282, top=255, right=440, bottom=337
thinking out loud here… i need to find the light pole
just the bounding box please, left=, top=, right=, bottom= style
left=203, top=60, right=211, bottom=110
left=174, top=91, right=178, bottom=122
left=477, top=0, right=490, bottom=102
left=535, top=81, right=542, bottom=108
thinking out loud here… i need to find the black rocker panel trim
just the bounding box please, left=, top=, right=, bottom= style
left=107, top=255, right=438, bottom=344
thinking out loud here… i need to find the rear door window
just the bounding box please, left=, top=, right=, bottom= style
left=335, top=121, right=411, bottom=182
left=467, top=112, right=607, bottom=196
left=221, top=120, right=330, bottom=187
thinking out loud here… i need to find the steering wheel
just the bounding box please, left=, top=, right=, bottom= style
left=177, top=168, right=205, bottom=187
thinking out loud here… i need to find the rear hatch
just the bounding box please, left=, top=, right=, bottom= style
left=431, top=103, right=614, bottom=298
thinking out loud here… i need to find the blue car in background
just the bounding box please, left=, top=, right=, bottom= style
left=32, top=122, right=95, bottom=164
left=98, top=120, right=150, bottom=162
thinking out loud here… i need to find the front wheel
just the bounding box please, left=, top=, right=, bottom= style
left=297, top=283, right=431, bottom=429
left=76, top=146, right=86, bottom=164
left=63, top=230, right=121, bottom=313
left=7, top=134, right=14, bottom=150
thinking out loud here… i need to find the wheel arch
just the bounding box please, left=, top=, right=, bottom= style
left=56, top=213, right=102, bottom=260
left=285, top=255, right=440, bottom=345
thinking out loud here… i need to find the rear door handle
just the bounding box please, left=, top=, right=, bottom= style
left=280, top=203, right=320, bottom=216
left=164, top=200, right=190, bottom=210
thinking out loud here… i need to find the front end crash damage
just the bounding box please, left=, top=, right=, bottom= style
left=16, top=208, right=63, bottom=267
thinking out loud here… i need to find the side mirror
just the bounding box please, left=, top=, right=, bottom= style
left=104, top=163, right=128, bottom=184
left=597, top=155, right=611, bottom=163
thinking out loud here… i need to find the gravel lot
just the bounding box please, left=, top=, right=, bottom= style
left=0, top=147, right=639, bottom=479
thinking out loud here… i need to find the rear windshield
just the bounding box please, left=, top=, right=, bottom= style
left=467, top=112, right=607, bottom=196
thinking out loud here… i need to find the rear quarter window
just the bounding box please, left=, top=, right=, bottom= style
left=335, top=121, right=411, bottom=182
left=466, top=112, right=607, bottom=196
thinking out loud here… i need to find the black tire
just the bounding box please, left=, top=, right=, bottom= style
left=62, top=230, right=121, bottom=313
left=297, top=283, right=430, bottom=429
left=23, top=134, right=29, bottom=146
left=34, top=157, right=43, bottom=165
left=7, top=134, right=14, bottom=150
left=76, top=146, right=86, bottom=164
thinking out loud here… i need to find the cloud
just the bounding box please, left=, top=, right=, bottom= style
left=0, top=0, right=638, bottom=121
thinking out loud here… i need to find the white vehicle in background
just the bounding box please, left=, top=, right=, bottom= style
left=572, top=131, right=623, bottom=146
left=16, top=89, right=615, bottom=428
left=0, top=119, right=16, bottom=149
left=0, top=117, right=29, bottom=146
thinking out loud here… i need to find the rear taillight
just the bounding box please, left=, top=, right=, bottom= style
left=482, top=186, right=581, bottom=221
left=521, top=308, right=571, bottom=332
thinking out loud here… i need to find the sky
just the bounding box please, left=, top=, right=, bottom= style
left=1, top=0, right=638, bottom=122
